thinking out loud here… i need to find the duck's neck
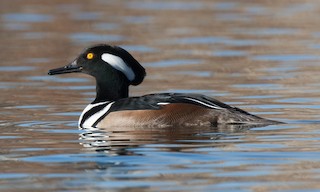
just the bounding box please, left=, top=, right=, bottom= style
left=93, top=78, right=129, bottom=104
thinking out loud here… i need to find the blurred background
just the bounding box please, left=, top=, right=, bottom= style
left=2, top=0, right=320, bottom=191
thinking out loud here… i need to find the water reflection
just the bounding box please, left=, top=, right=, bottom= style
left=144, top=59, right=202, bottom=67
left=0, top=66, right=36, bottom=72
left=2, top=13, right=53, bottom=22
left=252, top=54, right=320, bottom=62
left=71, top=12, right=102, bottom=21
left=164, top=36, right=265, bottom=46
left=69, top=33, right=124, bottom=44
left=79, top=124, right=269, bottom=155
left=127, top=1, right=206, bottom=10
left=124, top=16, right=152, bottom=24
left=4, top=23, right=30, bottom=30
left=93, top=23, right=120, bottom=30
left=233, top=28, right=299, bottom=36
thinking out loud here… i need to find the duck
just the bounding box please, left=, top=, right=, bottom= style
left=48, top=44, right=281, bottom=128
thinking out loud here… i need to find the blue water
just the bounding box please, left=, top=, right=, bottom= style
left=70, top=33, right=125, bottom=44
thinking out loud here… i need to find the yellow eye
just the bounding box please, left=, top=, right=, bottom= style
left=86, top=53, right=94, bottom=60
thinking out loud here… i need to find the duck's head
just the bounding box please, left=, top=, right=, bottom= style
left=48, top=44, right=146, bottom=102
left=49, top=44, right=146, bottom=85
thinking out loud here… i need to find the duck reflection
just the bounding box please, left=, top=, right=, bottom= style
left=79, top=124, right=267, bottom=155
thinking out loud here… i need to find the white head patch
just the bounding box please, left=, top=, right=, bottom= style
left=101, top=53, right=135, bottom=81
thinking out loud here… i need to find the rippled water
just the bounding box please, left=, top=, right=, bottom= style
left=2, top=0, right=320, bottom=191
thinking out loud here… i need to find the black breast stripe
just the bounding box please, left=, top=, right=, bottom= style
left=92, top=109, right=112, bottom=127
left=80, top=102, right=110, bottom=127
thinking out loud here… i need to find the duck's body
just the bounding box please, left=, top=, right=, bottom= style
left=79, top=93, right=277, bottom=128
left=48, top=44, right=280, bottom=128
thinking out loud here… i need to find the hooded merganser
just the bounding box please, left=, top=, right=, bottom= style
left=48, top=44, right=281, bottom=128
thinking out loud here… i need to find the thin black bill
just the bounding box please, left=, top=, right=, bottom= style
left=48, top=63, right=82, bottom=75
